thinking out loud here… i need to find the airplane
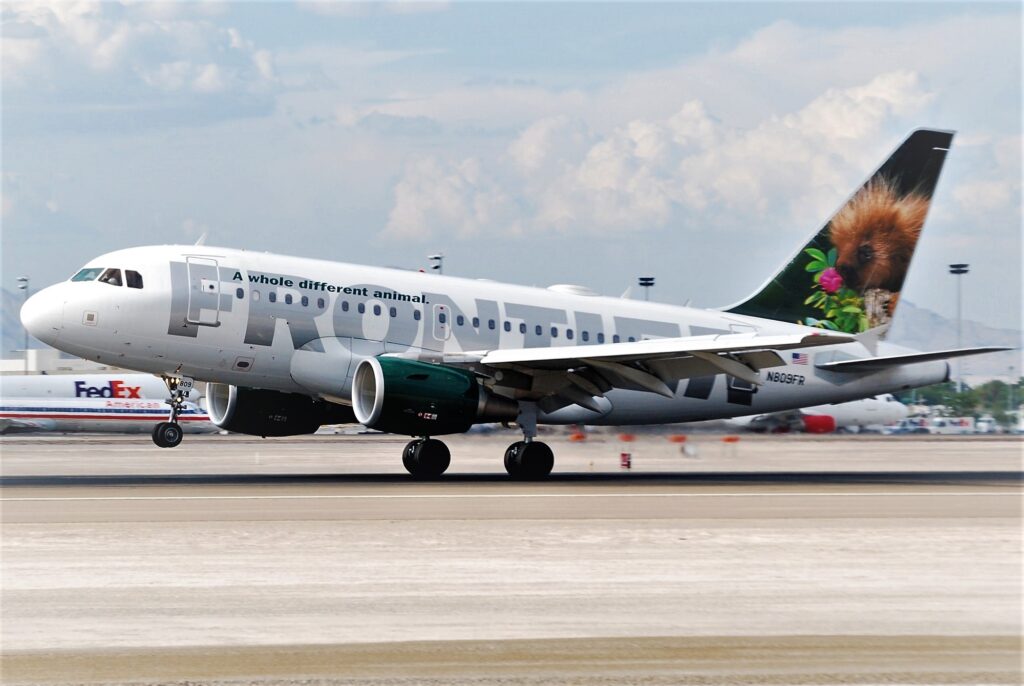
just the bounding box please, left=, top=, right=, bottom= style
left=20, top=129, right=1009, bottom=477
left=728, top=394, right=908, bottom=433
left=0, top=373, right=214, bottom=436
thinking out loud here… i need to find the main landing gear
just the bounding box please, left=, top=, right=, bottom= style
left=502, top=440, right=554, bottom=479
left=398, top=436, right=555, bottom=480
left=399, top=404, right=555, bottom=480
left=152, top=376, right=190, bottom=448
left=402, top=438, right=451, bottom=479
left=501, top=401, right=553, bottom=479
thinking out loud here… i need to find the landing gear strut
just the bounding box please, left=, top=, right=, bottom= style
left=152, top=376, right=191, bottom=448
left=503, top=402, right=554, bottom=479
left=402, top=438, right=451, bottom=478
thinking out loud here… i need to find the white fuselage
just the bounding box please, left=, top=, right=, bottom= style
left=22, top=245, right=949, bottom=426
left=0, top=373, right=213, bottom=434
left=803, top=394, right=909, bottom=428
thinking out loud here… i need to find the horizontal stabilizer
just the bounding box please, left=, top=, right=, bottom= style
left=815, top=346, right=1013, bottom=373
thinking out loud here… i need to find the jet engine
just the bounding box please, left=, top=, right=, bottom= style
left=207, top=384, right=355, bottom=437
left=352, top=357, right=518, bottom=436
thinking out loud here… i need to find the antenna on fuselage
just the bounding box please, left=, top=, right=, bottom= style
left=194, top=233, right=208, bottom=246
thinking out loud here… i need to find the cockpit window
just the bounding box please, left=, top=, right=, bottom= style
left=71, top=267, right=104, bottom=282
left=125, top=270, right=144, bottom=289
left=99, top=268, right=123, bottom=286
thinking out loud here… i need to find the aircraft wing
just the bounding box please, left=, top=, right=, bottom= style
left=815, top=346, right=1013, bottom=373
left=418, top=332, right=854, bottom=413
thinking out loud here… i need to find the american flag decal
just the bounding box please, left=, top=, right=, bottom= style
left=792, top=352, right=809, bottom=365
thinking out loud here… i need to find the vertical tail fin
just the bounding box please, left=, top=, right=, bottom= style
left=725, top=128, right=954, bottom=334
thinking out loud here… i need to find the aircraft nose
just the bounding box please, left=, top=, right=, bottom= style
left=20, top=287, right=63, bottom=345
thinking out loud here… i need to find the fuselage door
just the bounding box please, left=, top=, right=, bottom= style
left=185, top=256, right=221, bottom=326
left=433, top=304, right=450, bottom=341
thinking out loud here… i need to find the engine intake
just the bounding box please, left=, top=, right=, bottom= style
left=207, top=384, right=354, bottom=437
left=352, top=357, right=518, bottom=436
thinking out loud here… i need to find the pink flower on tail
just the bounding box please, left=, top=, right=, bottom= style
left=819, top=267, right=843, bottom=294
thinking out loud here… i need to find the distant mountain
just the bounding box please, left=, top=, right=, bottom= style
left=2, top=288, right=1019, bottom=380
left=888, top=301, right=1021, bottom=380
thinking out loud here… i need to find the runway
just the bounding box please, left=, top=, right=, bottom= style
left=1, top=434, right=1021, bottom=684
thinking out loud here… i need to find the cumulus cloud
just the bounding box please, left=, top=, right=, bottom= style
left=383, top=70, right=938, bottom=240
left=367, top=10, right=1018, bottom=243
left=296, top=1, right=451, bottom=17
left=1, top=1, right=277, bottom=128
left=384, top=158, right=518, bottom=239
left=950, top=134, right=1022, bottom=218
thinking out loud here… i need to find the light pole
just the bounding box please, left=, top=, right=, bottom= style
left=17, top=276, right=29, bottom=374
left=1009, top=366, right=1016, bottom=414
left=638, top=276, right=655, bottom=301
left=949, top=264, right=968, bottom=392
left=428, top=253, right=444, bottom=275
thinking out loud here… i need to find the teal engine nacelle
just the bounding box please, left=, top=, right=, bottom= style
left=352, top=357, right=519, bottom=436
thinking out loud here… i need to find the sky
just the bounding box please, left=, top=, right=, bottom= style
left=2, top=1, right=1021, bottom=332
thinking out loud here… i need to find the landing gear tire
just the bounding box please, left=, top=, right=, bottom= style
left=504, top=441, right=554, bottom=480
left=152, top=421, right=183, bottom=448
left=402, top=438, right=451, bottom=479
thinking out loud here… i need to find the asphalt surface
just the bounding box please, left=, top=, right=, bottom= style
left=1, top=433, right=1021, bottom=684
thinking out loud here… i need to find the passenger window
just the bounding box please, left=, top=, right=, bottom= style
left=503, top=321, right=511, bottom=332
left=414, top=310, right=422, bottom=321
left=582, top=331, right=589, bottom=342
left=373, top=304, right=381, bottom=316
left=567, top=329, right=574, bottom=341
left=597, top=333, right=605, bottom=343
left=472, top=317, right=480, bottom=328
left=439, top=312, right=447, bottom=324
left=628, top=336, right=636, bottom=342
left=551, top=327, right=558, bottom=338
left=613, top=334, right=620, bottom=343
left=284, top=294, right=293, bottom=305
left=535, top=325, right=542, bottom=336
left=342, top=301, right=349, bottom=312
left=488, top=319, right=496, bottom=330
left=71, top=267, right=104, bottom=282
left=269, top=292, right=277, bottom=303
left=236, top=288, right=244, bottom=299
left=358, top=303, right=365, bottom=314
left=301, top=296, right=309, bottom=307
left=519, top=322, right=526, bottom=334
left=99, top=268, right=122, bottom=287
left=390, top=307, right=397, bottom=318
left=317, top=298, right=325, bottom=308
left=125, top=270, right=144, bottom=289
left=457, top=315, right=465, bottom=326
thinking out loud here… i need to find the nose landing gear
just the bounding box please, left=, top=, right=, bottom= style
left=152, top=421, right=183, bottom=448
left=152, top=376, right=192, bottom=448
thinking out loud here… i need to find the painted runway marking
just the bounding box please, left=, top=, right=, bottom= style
left=1, top=491, right=1017, bottom=502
